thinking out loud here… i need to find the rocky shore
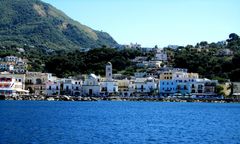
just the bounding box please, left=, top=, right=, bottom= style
left=1, top=95, right=239, bottom=103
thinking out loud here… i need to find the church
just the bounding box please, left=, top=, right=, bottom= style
left=100, top=62, right=118, bottom=96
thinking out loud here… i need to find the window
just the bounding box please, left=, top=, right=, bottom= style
left=36, top=79, right=42, bottom=84
left=56, top=86, right=59, bottom=90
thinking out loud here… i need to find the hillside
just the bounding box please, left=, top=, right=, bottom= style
left=0, top=0, right=118, bottom=50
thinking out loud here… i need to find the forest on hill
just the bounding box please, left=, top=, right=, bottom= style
left=0, top=33, right=240, bottom=82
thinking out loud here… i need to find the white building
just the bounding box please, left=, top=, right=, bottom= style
left=148, top=61, right=162, bottom=68
left=46, top=82, right=60, bottom=96
left=135, top=77, right=157, bottom=95
left=117, top=79, right=135, bottom=97
left=0, top=64, right=14, bottom=72
left=25, top=72, right=55, bottom=95
left=62, top=78, right=82, bottom=96
left=155, top=50, right=168, bottom=61
left=14, top=61, right=27, bottom=73
left=100, top=62, right=118, bottom=96
left=134, top=72, right=147, bottom=78
left=159, top=71, right=218, bottom=97
left=0, top=56, right=27, bottom=74
left=82, top=74, right=101, bottom=96
left=0, top=76, right=28, bottom=96
left=192, top=78, right=218, bottom=98
left=4, top=56, right=19, bottom=62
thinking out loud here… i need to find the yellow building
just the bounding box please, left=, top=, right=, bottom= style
left=160, top=72, right=173, bottom=80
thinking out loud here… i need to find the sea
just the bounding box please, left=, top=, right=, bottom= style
left=0, top=101, right=239, bottom=144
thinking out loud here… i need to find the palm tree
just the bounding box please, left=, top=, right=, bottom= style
left=227, top=82, right=236, bottom=99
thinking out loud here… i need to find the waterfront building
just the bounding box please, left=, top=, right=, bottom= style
left=45, top=81, right=60, bottom=96
left=135, top=77, right=157, bottom=96
left=117, top=79, right=135, bottom=97
left=25, top=72, right=55, bottom=95
left=158, top=68, right=218, bottom=97
left=82, top=74, right=101, bottom=96
left=100, top=62, right=118, bottom=96
left=0, top=72, right=26, bottom=90
left=62, top=78, right=82, bottom=96
left=232, top=82, right=240, bottom=100
left=0, top=76, right=28, bottom=96
left=159, top=79, right=177, bottom=97
left=192, top=78, right=218, bottom=98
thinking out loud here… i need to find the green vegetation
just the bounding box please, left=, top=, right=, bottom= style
left=0, top=33, right=240, bottom=82
left=0, top=0, right=117, bottom=50
left=45, top=48, right=142, bottom=77
left=0, top=0, right=239, bottom=82
left=170, top=33, right=240, bottom=82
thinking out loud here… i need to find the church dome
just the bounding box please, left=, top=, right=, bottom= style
left=89, top=73, right=97, bottom=79
left=106, top=62, right=112, bottom=65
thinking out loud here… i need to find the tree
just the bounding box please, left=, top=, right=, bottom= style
left=215, top=85, right=224, bottom=96
left=199, top=41, right=208, bottom=47
left=227, top=82, right=235, bottom=98
left=227, top=33, right=239, bottom=42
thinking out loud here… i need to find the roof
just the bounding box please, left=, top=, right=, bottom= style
left=135, top=78, right=146, bottom=83
left=106, top=62, right=112, bottom=65
left=89, top=73, right=98, bottom=79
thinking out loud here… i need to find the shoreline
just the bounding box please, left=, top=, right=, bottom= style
left=1, top=95, right=239, bottom=103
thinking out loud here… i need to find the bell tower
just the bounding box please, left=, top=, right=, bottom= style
left=106, top=62, right=112, bottom=81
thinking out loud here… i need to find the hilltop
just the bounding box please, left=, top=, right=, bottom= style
left=0, top=0, right=118, bottom=50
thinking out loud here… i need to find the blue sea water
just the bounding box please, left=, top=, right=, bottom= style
left=0, top=101, right=239, bottom=144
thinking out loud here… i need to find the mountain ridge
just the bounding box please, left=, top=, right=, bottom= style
left=0, top=0, right=118, bottom=50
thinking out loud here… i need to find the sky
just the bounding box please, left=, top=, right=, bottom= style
left=42, top=0, right=240, bottom=47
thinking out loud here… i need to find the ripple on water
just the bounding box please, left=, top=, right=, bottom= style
left=0, top=101, right=239, bottom=144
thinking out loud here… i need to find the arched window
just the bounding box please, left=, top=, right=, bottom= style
left=36, top=79, right=42, bottom=84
